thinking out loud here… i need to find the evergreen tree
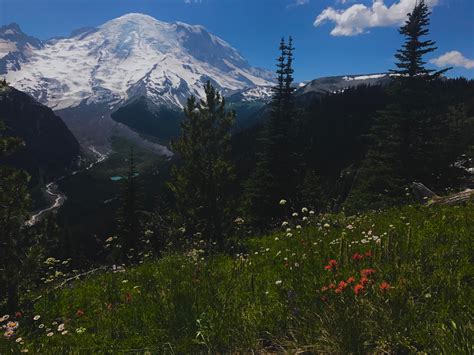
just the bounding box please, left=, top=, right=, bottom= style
left=283, top=36, right=295, bottom=116
left=0, top=82, right=31, bottom=311
left=346, top=0, right=448, bottom=212
left=115, top=147, right=140, bottom=260
left=390, top=0, right=448, bottom=79
left=168, top=81, right=235, bottom=248
left=244, top=37, right=299, bottom=226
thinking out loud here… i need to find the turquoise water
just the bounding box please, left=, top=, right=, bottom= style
left=110, top=173, right=139, bottom=181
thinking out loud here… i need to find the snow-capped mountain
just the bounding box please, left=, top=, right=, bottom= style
left=3, top=13, right=273, bottom=111
left=296, top=73, right=391, bottom=96
left=0, top=23, right=43, bottom=73
left=227, top=85, right=273, bottom=103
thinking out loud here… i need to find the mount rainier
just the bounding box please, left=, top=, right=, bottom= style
left=2, top=13, right=273, bottom=110
left=1, top=13, right=274, bottom=150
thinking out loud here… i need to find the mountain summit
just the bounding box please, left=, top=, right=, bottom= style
left=3, top=13, right=273, bottom=111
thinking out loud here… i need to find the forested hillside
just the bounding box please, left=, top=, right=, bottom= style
left=0, top=85, right=80, bottom=185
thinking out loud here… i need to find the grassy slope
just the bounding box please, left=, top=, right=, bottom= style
left=2, top=204, right=473, bottom=353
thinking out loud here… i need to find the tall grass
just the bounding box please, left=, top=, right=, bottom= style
left=1, top=204, right=473, bottom=353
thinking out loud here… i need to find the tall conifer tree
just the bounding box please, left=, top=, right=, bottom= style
left=245, top=37, right=299, bottom=226
left=346, top=0, right=448, bottom=212
left=390, top=0, right=448, bottom=79
left=168, top=81, right=235, bottom=248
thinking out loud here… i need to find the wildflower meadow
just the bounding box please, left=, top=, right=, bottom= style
left=1, top=203, right=472, bottom=353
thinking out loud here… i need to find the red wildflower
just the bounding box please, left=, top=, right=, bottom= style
left=351, top=252, right=363, bottom=261
left=125, top=292, right=132, bottom=303
left=346, top=276, right=356, bottom=284
left=321, top=286, right=328, bottom=292
left=107, top=303, right=113, bottom=310
left=335, top=287, right=343, bottom=294
left=76, top=309, right=85, bottom=317
left=364, top=250, right=372, bottom=257
left=328, top=283, right=336, bottom=289
left=324, top=259, right=338, bottom=271
left=15, top=312, right=22, bottom=318
left=361, top=268, right=376, bottom=277
left=379, top=282, right=391, bottom=292
left=360, top=277, right=370, bottom=286
left=338, top=280, right=348, bottom=290
left=354, top=284, right=364, bottom=296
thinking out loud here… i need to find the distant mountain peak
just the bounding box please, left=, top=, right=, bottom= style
left=0, top=23, right=22, bottom=33
left=3, top=14, right=273, bottom=110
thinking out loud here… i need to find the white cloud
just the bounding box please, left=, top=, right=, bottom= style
left=288, top=0, right=310, bottom=8
left=430, top=51, right=474, bottom=70
left=314, top=0, right=439, bottom=36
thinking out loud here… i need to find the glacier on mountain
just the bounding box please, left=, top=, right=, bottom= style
left=4, top=13, right=273, bottom=111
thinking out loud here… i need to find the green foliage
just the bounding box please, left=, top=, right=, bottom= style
left=168, top=81, right=236, bottom=247
left=390, top=0, right=447, bottom=79
left=2, top=204, right=472, bottom=353
left=0, top=108, right=32, bottom=311
left=345, top=2, right=473, bottom=212
left=244, top=37, right=301, bottom=226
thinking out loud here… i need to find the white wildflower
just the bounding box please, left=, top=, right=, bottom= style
left=234, top=217, right=245, bottom=225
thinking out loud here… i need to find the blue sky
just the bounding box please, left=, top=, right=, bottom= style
left=1, top=0, right=473, bottom=81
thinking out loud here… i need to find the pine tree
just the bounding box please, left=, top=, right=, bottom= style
left=283, top=36, right=295, bottom=115
left=390, top=0, right=448, bottom=79
left=346, top=0, right=448, bottom=212
left=244, top=37, right=297, bottom=226
left=168, top=81, right=235, bottom=248
left=115, top=147, right=140, bottom=260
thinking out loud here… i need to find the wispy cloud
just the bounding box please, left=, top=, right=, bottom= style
left=314, top=0, right=439, bottom=36
left=184, top=0, right=202, bottom=4
left=288, top=0, right=310, bottom=8
left=430, top=51, right=474, bottom=70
